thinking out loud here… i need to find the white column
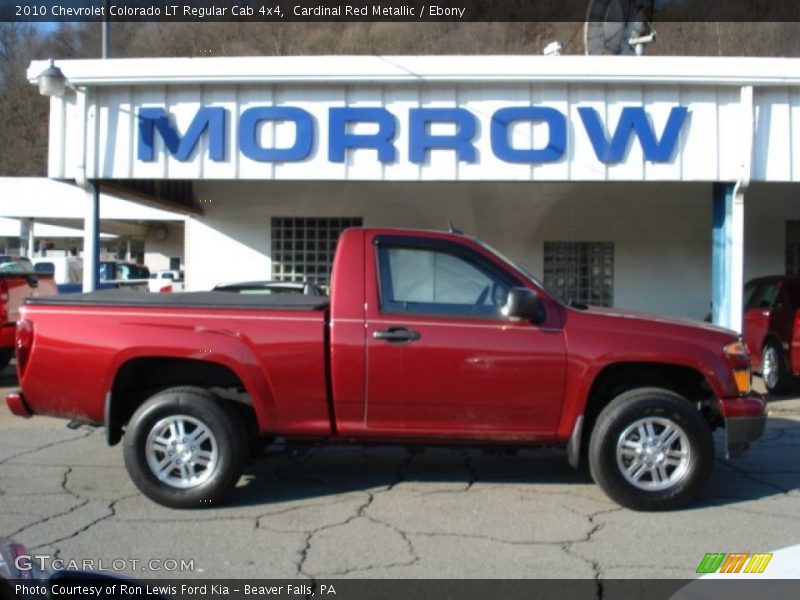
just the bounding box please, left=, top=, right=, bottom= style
left=27, top=219, right=35, bottom=257
left=729, top=188, right=745, bottom=332
left=19, top=218, right=34, bottom=257
left=82, top=183, right=100, bottom=292
left=729, top=86, right=754, bottom=333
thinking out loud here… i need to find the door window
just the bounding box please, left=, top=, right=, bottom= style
left=746, top=282, right=778, bottom=310
left=743, top=280, right=759, bottom=310
left=377, top=244, right=512, bottom=319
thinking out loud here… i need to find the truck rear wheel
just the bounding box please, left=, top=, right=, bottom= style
left=122, top=387, right=246, bottom=508
left=588, top=388, right=713, bottom=511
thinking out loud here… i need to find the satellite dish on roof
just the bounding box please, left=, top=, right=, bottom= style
left=584, top=0, right=656, bottom=55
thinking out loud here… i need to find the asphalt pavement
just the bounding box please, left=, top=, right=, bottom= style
left=1, top=368, right=799, bottom=580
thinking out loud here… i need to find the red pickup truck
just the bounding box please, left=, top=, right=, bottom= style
left=6, top=228, right=765, bottom=511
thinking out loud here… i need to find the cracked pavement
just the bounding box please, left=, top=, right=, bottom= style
left=1, top=375, right=799, bottom=580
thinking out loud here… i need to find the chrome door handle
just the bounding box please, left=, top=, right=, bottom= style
left=373, top=327, right=421, bottom=343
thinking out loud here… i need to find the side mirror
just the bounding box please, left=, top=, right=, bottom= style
left=502, top=287, right=546, bottom=324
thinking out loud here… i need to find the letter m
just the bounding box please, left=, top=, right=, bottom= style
left=138, top=107, right=226, bottom=162
left=696, top=553, right=726, bottom=574
left=579, top=106, right=687, bottom=163
left=743, top=553, right=773, bottom=574
left=719, top=553, right=750, bottom=574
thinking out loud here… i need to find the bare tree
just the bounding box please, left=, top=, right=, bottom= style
left=2, top=20, right=800, bottom=176
left=0, top=23, right=49, bottom=175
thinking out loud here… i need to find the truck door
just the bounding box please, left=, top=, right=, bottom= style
left=364, top=234, right=567, bottom=438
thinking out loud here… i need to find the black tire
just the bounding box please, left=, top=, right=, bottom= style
left=123, top=386, right=247, bottom=508
left=0, top=348, right=13, bottom=371
left=588, top=387, right=714, bottom=511
left=762, top=340, right=794, bottom=395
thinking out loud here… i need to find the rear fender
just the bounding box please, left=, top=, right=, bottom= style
left=106, top=330, right=277, bottom=432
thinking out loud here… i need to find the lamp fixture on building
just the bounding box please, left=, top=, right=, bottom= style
left=543, top=41, right=563, bottom=56
left=36, top=59, right=68, bottom=97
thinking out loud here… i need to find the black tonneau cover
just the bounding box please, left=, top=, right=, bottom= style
left=25, top=289, right=329, bottom=311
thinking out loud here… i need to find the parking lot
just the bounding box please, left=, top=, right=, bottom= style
left=1, top=368, right=799, bottom=580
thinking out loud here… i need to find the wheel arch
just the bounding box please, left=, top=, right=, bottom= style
left=572, top=362, right=715, bottom=467
left=106, top=356, right=272, bottom=446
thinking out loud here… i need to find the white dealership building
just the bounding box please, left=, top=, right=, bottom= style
left=26, top=55, right=800, bottom=329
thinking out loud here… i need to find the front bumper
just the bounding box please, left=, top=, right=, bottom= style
left=719, top=392, right=767, bottom=453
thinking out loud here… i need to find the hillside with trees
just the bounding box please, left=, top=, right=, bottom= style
left=3, top=20, right=800, bottom=175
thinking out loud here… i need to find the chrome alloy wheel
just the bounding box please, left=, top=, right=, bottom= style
left=762, top=345, right=779, bottom=391
left=145, top=415, right=218, bottom=489
left=616, top=417, right=691, bottom=491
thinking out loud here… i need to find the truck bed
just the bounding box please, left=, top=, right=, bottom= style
left=18, top=288, right=331, bottom=432
left=25, top=289, right=330, bottom=311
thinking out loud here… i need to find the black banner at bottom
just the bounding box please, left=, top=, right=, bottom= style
left=5, top=578, right=800, bottom=600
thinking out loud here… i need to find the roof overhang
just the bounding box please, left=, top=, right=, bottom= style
left=27, top=55, right=800, bottom=88
left=0, top=178, right=190, bottom=221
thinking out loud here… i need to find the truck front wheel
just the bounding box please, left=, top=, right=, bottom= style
left=122, top=387, right=246, bottom=508
left=588, top=388, right=713, bottom=511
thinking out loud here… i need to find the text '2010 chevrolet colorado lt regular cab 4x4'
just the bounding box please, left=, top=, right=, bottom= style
left=6, top=228, right=766, bottom=511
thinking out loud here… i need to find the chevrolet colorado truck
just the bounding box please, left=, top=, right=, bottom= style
left=6, top=228, right=766, bottom=511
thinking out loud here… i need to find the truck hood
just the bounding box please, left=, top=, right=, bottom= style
left=564, top=304, right=741, bottom=355
left=579, top=305, right=737, bottom=337
left=560, top=304, right=747, bottom=399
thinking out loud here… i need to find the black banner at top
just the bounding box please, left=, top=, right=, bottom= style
left=2, top=0, right=800, bottom=23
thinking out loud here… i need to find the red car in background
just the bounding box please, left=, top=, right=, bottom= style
left=0, top=256, right=57, bottom=370
left=743, top=275, right=800, bottom=394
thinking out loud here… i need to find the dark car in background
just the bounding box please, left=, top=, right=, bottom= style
left=97, top=261, right=150, bottom=292
left=99, top=261, right=150, bottom=282
left=743, top=275, right=800, bottom=393
left=0, top=255, right=34, bottom=272
left=213, top=280, right=326, bottom=296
